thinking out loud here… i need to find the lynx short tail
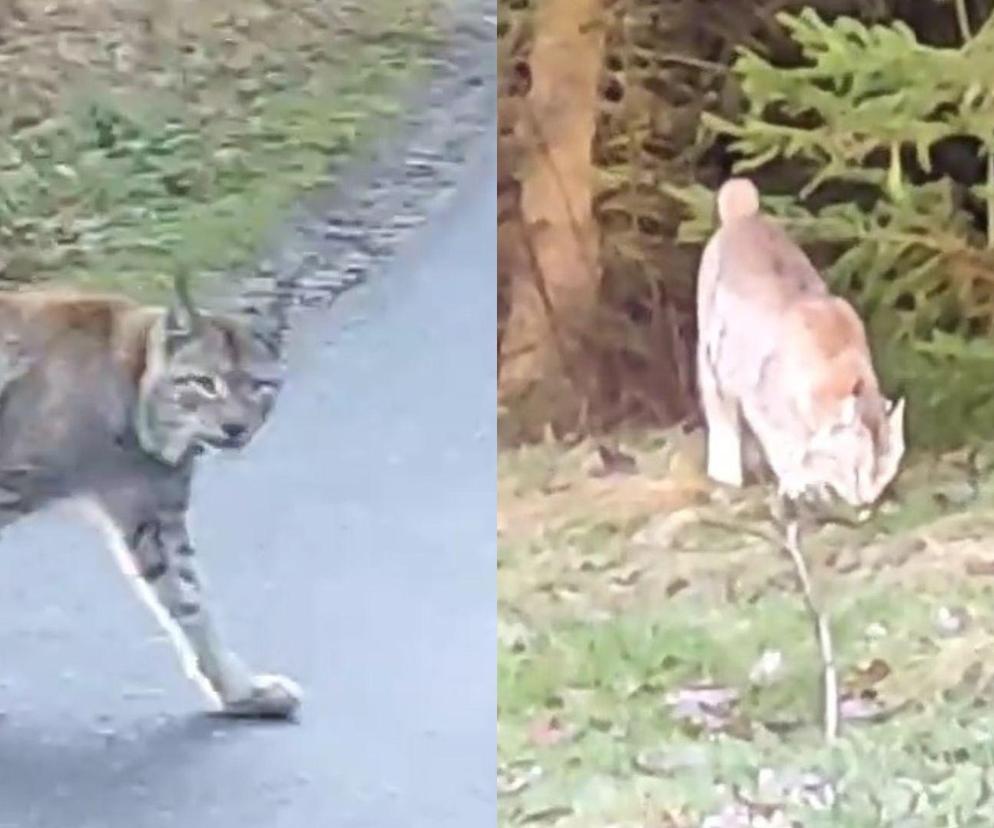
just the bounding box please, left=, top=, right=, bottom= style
left=717, top=177, right=760, bottom=224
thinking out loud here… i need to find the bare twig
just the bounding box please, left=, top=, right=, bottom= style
left=780, top=503, right=839, bottom=742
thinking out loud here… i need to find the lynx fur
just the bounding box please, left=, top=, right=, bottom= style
left=0, top=277, right=300, bottom=718
left=696, top=177, right=905, bottom=506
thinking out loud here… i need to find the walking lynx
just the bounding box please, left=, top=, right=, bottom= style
left=0, top=273, right=299, bottom=718
left=696, top=177, right=906, bottom=506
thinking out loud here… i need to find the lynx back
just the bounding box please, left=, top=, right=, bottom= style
left=695, top=177, right=905, bottom=507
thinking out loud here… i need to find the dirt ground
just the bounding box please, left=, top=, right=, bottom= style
left=499, top=427, right=994, bottom=826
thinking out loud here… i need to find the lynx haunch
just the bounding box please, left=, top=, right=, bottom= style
left=696, top=177, right=905, bottom=506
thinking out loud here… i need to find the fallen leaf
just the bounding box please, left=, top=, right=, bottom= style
left=576, top=553, right=616, bottom=573
left=839, top=691, right=908, bottom=724
left=609, top=567, right=642, bottom=588
left=839, top=692, right=882, bottom=721
left=497, top=762, right=541, bottom=797
left=753, top=767, right=837, bottom=812
left=847, top=657, right=891, bottom=692
left=526, top=714, right=572, bottom=747
left=935, top=605, right=970, bottom=637
left=665, top=683, right=738, bottom=710
left=966, top=557, right=994, bottom=576
left=665, top=684, right=743, bottom=734
left=760, top=716, right=804, bottom=735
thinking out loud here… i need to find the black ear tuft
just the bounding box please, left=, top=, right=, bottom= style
left=165, top=302, right=195, bottom=335
left=167, top=265, right=202, bottom=345
left=163, top=302, right=198, bottom=354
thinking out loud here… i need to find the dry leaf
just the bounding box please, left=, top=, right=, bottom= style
left=935, top=605, right=970, bottom=636
left=966, top=556, right=994, bottom=576
left=665, top=683, right=742, bottom=733
left=526, top=714, right=572, bottom=747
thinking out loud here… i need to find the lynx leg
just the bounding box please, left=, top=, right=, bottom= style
left=92, top=499, right=300, bottom=719
left=740, top=399, right=809, bottom=500
left=698, top=354, right=743, bottom=487
left=741, top=425, right=772, bottom=484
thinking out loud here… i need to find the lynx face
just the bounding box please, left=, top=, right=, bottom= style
left=137, top=304, right=283, bottom=465
left=797, top=394, right=905, bottom=507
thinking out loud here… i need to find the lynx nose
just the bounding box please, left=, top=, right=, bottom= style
left=221, top=422, right=247, bottom=440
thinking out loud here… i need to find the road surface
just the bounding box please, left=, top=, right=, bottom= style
left=0, top=128, right=496, bottom=826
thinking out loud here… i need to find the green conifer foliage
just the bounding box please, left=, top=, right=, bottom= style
left=668, top=7, right=994, bottom=448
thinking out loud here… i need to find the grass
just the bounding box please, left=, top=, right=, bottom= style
left=0, top=0, right=447, bottom=300
left=499, top=430, right=994, bottom=826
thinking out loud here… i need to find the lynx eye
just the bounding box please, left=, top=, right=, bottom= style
left=179, top=374, right=221, bottom=398
left=251, top=378, right=278, bottom=394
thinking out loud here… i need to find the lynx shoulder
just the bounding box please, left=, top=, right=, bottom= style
left=695, top=177, right=905, bottom=506
left=0, top=280, right=300, bottom=719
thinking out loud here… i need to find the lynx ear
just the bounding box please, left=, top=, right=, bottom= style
left=867, top=397, right=906, bottom=501
left=164, top=302, right=196, bottom=337
left=164, top=267, right=201, bottom=347
left=886, top=397, right=906, bottom=446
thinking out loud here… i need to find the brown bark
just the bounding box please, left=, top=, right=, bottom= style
left=497, top=0, right=605, bottom=438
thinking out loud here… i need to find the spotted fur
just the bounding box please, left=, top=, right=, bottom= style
left=696, top=178, right=906, bottom=506
left=0, top=285, right=299, bottom=718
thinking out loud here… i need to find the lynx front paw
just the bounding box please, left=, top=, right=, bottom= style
left=220, top=674, right=302, bottom=720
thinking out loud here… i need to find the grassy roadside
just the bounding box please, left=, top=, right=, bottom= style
left=0, top=0, right=447, bottom=299
left=499, top=430, right=994, bottom=826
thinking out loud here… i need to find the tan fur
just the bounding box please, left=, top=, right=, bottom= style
left=0, top=289, right=152, bottom=379
left=696, top=178, right=905, bottom=506
left=0, top=285, right=299, bottom=718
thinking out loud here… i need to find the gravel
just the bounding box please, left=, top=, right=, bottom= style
left=225, top=0, right=496, bottom=321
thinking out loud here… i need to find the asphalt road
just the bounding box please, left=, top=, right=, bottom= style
left=0, top=129, right=496, bottom=826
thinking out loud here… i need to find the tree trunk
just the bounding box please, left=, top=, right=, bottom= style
left=497, top=0, right=605, bottom=441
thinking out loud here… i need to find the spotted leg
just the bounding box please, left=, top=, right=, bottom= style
left=93, top=493, right=301, bottom=719
left=698, top=350, right=743, bottom=488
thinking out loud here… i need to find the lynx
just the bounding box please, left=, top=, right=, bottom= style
left=0, top=273, right=299, bottom=718
left=696, top=177, right=905, bottom=506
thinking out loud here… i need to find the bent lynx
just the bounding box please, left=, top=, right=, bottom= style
left=696, top=177, right=905, bottom=506
left=0, top=274, right=299, bottom=718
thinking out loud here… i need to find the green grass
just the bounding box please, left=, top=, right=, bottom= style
left=499, top=431, right=994, bottom=826
left=0, top=0, right=446, bottom=300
